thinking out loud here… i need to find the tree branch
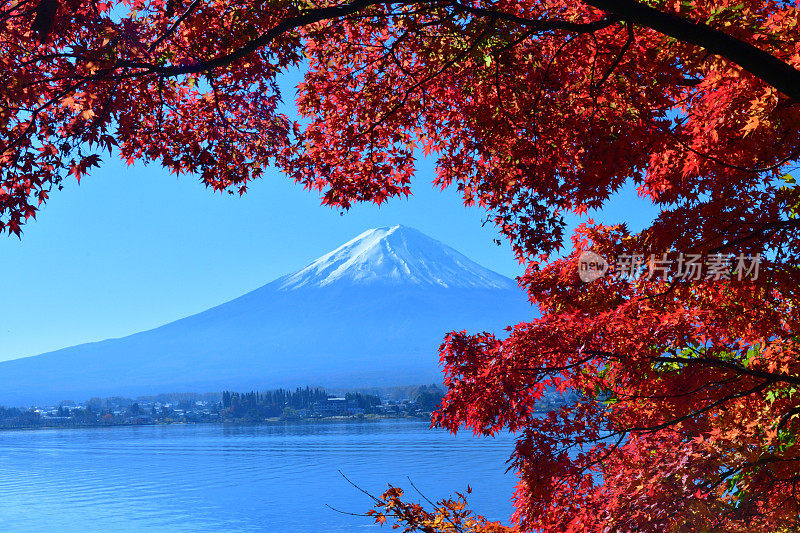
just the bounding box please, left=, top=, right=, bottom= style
left=118, top=0, right=800, bottom=106
left=583, top=0, right=800, bottom=102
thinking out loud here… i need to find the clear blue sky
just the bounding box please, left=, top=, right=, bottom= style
left=0, top=70, right=657, bottom=362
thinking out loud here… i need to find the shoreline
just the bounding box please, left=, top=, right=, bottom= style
left=0, top=413, right=436, bottom=433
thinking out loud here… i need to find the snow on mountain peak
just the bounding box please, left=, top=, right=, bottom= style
left=278, top=225, right=516, bottom=290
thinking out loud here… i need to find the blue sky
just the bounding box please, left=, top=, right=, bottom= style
left=0, top=70, right=658, bottom=363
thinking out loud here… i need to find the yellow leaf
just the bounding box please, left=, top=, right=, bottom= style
left=742, top=116, right=760, bottom=136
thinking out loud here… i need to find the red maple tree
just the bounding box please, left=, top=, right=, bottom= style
left=4, top=0, right=800, bottom=530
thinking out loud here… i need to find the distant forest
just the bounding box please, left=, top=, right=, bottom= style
left=221, top=385, right=444, bottom=419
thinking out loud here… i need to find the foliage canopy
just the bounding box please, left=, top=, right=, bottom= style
left=4, top=0, right=800, bottom=530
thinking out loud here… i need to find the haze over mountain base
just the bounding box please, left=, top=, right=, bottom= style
left=1, top=226, right=533, bottom=405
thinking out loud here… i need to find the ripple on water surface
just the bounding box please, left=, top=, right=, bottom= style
left=0, top=420, right=517, bottom=532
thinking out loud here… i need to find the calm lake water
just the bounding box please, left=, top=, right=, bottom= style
left=0, top=419, right=517, bottom=532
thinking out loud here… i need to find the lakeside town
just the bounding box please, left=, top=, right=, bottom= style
left=0, top=385, right=575, bottom=430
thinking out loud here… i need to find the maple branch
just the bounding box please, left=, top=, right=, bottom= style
left=406, top=477, right=466, bottom=533
left=593, top=22, right=633, bottom=92
left=357, top=13, right=497, bottom=138
left=131, top=0, right=616, bottom=77
left=618, top=380, right=772, bottom=433
left=402, top=1, right=800, bottom=104
left=337, top=469, right=383, bottom=505
left=660, top=117, right=800, bottom=175
left=522, top=351, right=599, bottom=375
left=545, top=430, right=627, bottom=495
left=653, top=354, right=800, bottom=387
left=448, top=2, right=617, bottom=34
left=582, top=348, right=800, bottom=388
left=708, top=455, right=800, bottom=494
left=133, top=0, right=402, bottom=76
left=577, top=431, right=626, bottom=477
left=707, top=218, right=800, bottom=254
left=777, top=405, right=800, bottom=431
left=611, top=375, right=745, bottom=402
left=147, top=0, right=203, bottom=53
left=116, top=0, right=800, bottom=112
left=583, top=0, right=800, bottom=102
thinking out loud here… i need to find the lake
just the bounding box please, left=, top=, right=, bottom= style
left=0, top=419, right=517, bottom=532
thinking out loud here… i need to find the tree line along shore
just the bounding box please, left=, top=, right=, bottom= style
left=0, top=385, right=575, bottom=430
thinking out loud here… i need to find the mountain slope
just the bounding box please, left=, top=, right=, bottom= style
left=0, top=226, right=533, bottom=405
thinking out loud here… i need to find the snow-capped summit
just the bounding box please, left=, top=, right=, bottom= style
left=278, top=225, right=515, bottom=290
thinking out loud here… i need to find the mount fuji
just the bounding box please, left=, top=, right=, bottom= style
left=0, top=226, right=534, bottom=405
